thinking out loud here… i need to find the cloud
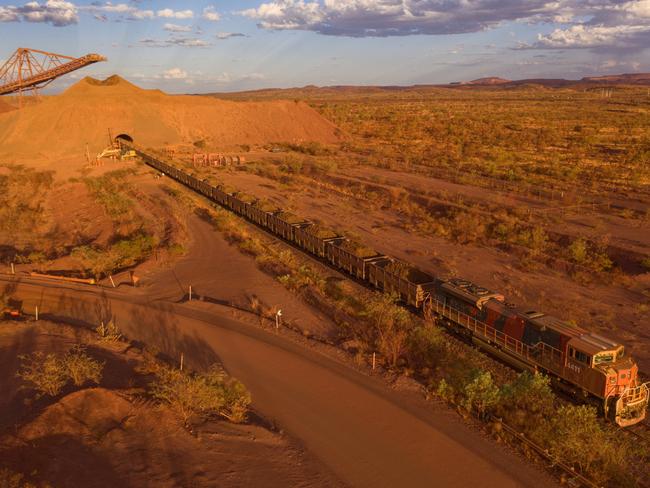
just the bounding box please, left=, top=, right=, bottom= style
left=0, top=0, right=78, bottom=26
left=535, top=24, right=650, bottom=49
left=163, top=68, right=188, bottom=79
left=202, top=6, right=220, bottom=21
left=530, top=1, right=650, bottom=51
left=239, top=0, right=562, bottom=37
left=216, top=32, right=247, bottom=40
left=164, top=22, right=192, bottom=32
left=238, top=0, right=650, bottom=52
left=84, top=2, right=153, bottom=21
left=157, top=8, right=193, bottom=19
left=139, top=37, right=210, bottom=48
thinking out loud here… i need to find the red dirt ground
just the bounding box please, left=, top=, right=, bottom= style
left=0, top=321, right=342, bottom=488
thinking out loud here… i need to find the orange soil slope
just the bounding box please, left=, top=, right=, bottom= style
left=0, top=75, right=340, bottom=161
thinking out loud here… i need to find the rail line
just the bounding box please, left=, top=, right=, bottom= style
left=118, top=137, right=648, bottom=427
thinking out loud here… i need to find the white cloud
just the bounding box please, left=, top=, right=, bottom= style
left=237, top=0, right=650, bottom=52
left=202, top=6, right=220, bottom=21
left=164, top=22, right=192, bottom=32
left=163, top=68, right=188, bottom=79
left=157, top=8, right=194, bottom=19
left=0, top=7, right=20, bottom=22
left=140, top=37, right=210, bottom=48
left=84, top=2, right=153, bottom=20
left=216, top=32, right=247, bottom=39
left=0, top=0, right=78, bottom=26
left=536, top=24, right=650, bottom=48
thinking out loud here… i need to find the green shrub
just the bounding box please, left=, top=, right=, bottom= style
left=17, top=352, right=68, bottom=397
left=363, top=293, right=413, bottom=367
left=406, top=325, right=446, bottom=370
left=569, top=238, right=588, bottom=264
left=62, top=346, right=103, bottom=386
left=17, top=347, right=104, bottom=396
left=151, top=365, right=251, bottom=424
left=497, top=372, right=554, bottom=429
left=96, top=320, right=123, bottom=342
left=463, top=371, right=500, bottom=418
left=543, top=405, right=632, bottom=484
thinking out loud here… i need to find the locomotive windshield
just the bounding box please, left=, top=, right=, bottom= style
left=594, top=346, right=624, bottom=365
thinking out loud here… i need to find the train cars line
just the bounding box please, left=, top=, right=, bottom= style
left=117, top=135, right=649, bottom=427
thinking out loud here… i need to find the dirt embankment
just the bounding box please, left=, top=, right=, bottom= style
left=0, top=319, right=340, bottom=487
left=0, top=75, right=340, bottom=171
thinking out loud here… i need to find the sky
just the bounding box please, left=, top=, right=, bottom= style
left=1, top=0, right=649, bottom=93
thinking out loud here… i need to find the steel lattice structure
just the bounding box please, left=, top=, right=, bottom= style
left=0, top=47, right=106, bottom=104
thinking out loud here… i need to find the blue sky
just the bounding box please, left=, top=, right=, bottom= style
left=1, top=1, right=649, bottom=93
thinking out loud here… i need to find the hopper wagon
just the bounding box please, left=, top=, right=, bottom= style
left=270, top=212, right=311, bottom=242
left=368, top=259, right=436, bottom=308
left=325, top=239, right=386, bottom=280
left=295, top=225, right=343, bottom=258
left=248, top=200, right=279, bottom=227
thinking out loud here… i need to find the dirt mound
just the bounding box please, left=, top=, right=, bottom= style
left=1, top=387, right=333, bottom=488
left=0, top=75, right=340, bottom=168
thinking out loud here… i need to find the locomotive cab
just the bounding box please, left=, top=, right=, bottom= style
left=567, top=334, right=649, bottom=427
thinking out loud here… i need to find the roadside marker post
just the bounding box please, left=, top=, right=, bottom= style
left=35, top=306, right=38, bottom=321
left=275, top=309, right=282, bottom=331
left=10, top=262, right=14, bottom=274
left=372, top=352, right=376, bottom=370
left=180, top=353, right=184, bottom=371
left=109, top=275, right=116, bottom=288
left=189, top=285, right=192, bottom=301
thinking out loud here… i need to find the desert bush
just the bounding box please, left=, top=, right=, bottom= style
left=17, top=347, right=104, bottom=396
left=0, top=469, right=42, bottom=488
left=641, top=257, right=650, bottom=271
left=95, top=320, right=123, bottom=342
left=462, top=371, right=500, bottom=418
left=363, top=293, right=412, bottom=367
left=151, top=365, right=251, bottom=424
left=62, top=346, right=103, bottom=386
left=496, top=372, right=555, bottom=429
left=17, top=352, right=68, bottom=397
left=406, top=325, right=446, bottom=370
left=541, top=405, right=633, bottom=485
left=72, top=233, right=156, bottom=278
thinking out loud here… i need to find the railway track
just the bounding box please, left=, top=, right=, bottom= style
left=121, top=137, right=649, bottom=418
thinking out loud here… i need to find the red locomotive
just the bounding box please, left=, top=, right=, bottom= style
left=428, top=278, right=648, bottom=427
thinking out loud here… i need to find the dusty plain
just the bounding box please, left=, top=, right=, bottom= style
left=0, top=76, right=649, bottom=487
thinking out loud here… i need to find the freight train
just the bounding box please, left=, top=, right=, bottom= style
left=117, top=135, right=649, bottom=427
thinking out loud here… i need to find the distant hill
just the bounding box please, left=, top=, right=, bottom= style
left=208, top=72, right=650, bottom=101
left=581, top=73, right=650, bottom=84
left=466, top=77, right=511, bottom=85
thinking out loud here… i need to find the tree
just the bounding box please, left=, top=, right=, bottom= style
left=546, top=405, right=611, bottom=478
left=463, top=371, right=500, bottom=418
left=364, top=293, right=412, bottom=368
left=498, top=372, right=555, bottom=429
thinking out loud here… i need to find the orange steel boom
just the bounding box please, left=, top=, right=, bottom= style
left=0, top=48, right=106, bottom=97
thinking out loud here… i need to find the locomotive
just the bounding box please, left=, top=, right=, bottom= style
left=117, top=135, right=649, bottom=427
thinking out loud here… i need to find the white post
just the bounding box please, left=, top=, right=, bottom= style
left=180, top=353, right=184, bottom=371
left=35, top=306, right=38, bottom=321
left=189, top=285, right=192, bottom=301
left=372, top=352, right=376, bottom=370
left=275, top=309, right=282, bottom=331
left=10, top=262, right=15, bottom=274
left=109, top=275, right=116, bottom=288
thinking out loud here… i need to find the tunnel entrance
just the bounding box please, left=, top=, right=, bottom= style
left=115, top=133, right=133, bottom=143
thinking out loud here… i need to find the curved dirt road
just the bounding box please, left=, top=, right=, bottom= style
left=1, top=276, right=553, bottom=488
